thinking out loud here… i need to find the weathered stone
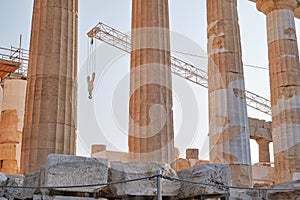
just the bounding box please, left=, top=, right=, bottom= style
left=0, top=144, right=16, bottom=160
left=174, top=158, right=190, bottom=171
left=33, top=195, right=108, bottom=200
left=229, top=164, right=252, bottom=187
left=177, top=164, right=230, bottom=198
left=186, top=149, right=199, bottom=160
left=0, top=174, right=24, bottom=199
left=267, top=180, right=300, bottom=199
left=45, top=154, right=108, bottom=193
left=229, top=189, right=256, bottom=200
left=105, top=161, right=180, bottom=197
left=0, top=131, right=21, bottom=144
left=91, top=144, right=106, bottom=154
left=0, top=110, right=18, bottom=131
left=252, top=165, right=275, bottom=187
left=0, top=160, right=18, bottom=174
left=23, top=168, right=46, bottom=199
left=0, top=173, right=7, bottom=184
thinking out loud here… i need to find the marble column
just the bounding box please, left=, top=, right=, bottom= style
left=128, top=0, right=174, bottom=164
left=207, top=0, right=252, bottom=186
left=257, top=0, right=300, bottom=183
left=256, top=139, right=271, bottom=165
left=21, top=0, right=78, bottom=174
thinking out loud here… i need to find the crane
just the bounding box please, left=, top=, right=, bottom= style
left=87, top=22, right=271, bottom=116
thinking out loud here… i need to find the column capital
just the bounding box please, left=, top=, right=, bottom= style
left=256, top=138, right=271, bottom=146
left=257, top=0, right=298, bottom=14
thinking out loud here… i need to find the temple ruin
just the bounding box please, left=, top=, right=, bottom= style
left=1, top=0, right=300, bottom=199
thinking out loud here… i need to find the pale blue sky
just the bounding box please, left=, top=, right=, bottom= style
left=2, top=1, right=299, bottom=163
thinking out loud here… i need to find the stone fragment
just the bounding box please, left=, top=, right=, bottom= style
left=229, top=189, right=255, bottom=200
left=267, top=180, right=300, bottom=199
left=0, top=174, right=24, bottom=199
left=0, top=173, right=7, bottom=184
left=23, top=168, right=46, bottom=199
left=177, top=164, right=230, bottom=198
left=104, top=161, right=180, bottom=197
left=45, top=154, right=108, bottom=193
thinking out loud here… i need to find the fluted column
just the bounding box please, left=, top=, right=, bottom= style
left=128, top=0, right=174, bottom=164
left=256, top=139, right=271, bottom=165
left=257, top=0, right=300, bottom=183
left=21, top=0, right=78, bottom=174
left=207, top=0, right=252, bottom=186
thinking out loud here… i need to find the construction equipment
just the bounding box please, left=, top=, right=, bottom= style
left=87, top=22, right=271, bottom=115
left=0, top=46, right=28, bottom=79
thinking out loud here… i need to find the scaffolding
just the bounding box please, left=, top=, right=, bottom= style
left=0, top=46, right=29, bottom=80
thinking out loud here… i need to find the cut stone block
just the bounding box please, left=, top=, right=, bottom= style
left=0, top=144, right=16, bottom=160
left=0, top=160, right=18, bottom=174
left=0, top=131, right=21, bottom=144
left=174, top=158, right=190, bottom=171
left=186, top=149, right=199, bottom=160
left=104, top=161, right=180, bottom=197
left=177, top=164, right=231, bottom=198
left=45, top=154, right=108, bottom=193
left=229, top=164, right=252, bottom=187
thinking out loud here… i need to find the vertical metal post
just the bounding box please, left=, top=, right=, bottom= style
left=157, top=168, right=162, bottom=200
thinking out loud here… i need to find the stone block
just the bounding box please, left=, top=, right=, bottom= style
left=186, top=148, right=199, bottom=160
left=105, top=161, right=180, bottom=197
left=195, top=160, right=209, bottom=166
left=0, top=173, right=7, bottom=184
left=0, top=173, right=24, bottom=199
left=33, top=195, right=108, bottom=200
left=267, top=180, right=300, bottom=200
left=0, top=131, right=21, bottom=144
left=252, top=164, right=274, bottom=188
left=45, top=154, right=108, bottom=193
left=23, top=168, right=46, bottom=199
left=91, top=144, right=106, bottom=154
left=177, top=164, right=230, bottom=198
left=0, top=160, right=18, bottom=174
left=229, top=164, right=252, bottom=187
left=0, top=144, right=16, bottom=160
left=0, top=110, right=18, bottom=130
left=174, top=158, right=190, bottom=171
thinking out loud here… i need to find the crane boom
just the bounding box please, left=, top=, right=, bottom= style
left=87, top=22, right=271, bottom=115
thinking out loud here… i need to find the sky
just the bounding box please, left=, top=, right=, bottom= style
left=2, top=0, right=300, bottom=164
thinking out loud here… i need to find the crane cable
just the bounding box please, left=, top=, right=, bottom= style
left=86, top=37, right=96, bottom=99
